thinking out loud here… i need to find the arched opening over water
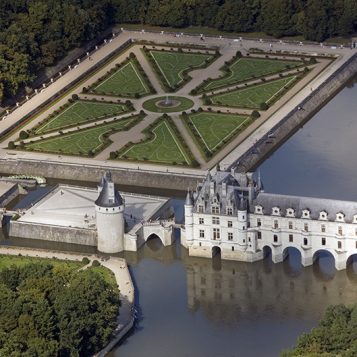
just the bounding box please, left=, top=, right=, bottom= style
left=283, top=247, right=303, bottom=276
left=145, top=234, right=164, bottom=252
left=262, top=245, right=273, bottom=272
left=212, top=246, right=221, bottom=271
left=313, top=250, right=336, bottom=280
left=346, top=254, right=357, bottom=281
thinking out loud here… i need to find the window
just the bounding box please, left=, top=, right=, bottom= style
left=199, top=242, right=201, bottom=246
left=227, top=207, right=233, bottom=215
left=355, top=241, right=357, bottom=249
left=321, top=224, right=326, bottom=233
left=198, top=205, right=204, bottom=213
left=304, top=223, right=309, bottom=232
left=289, top=234, right=293, bottom=242
left=257, top=218, right=261, bottom=227
left=200, top=277, right=206, bottom=285
left=212, top=217, right=220, bottom=225
left=338, top=226, right=343, bottom=235
left=304, top=238, right=308, bottom=246
left=257, top=232, right=262, bottom=239
left=338, top=241, right=342, bottom=249
left=355, top=228, right=357, bottom=236
left=273, top=235, right=278, bottom=243
left=228, top=221, right=232, bottom=228
left=212, top=206, right=220, bottom=214
left=199, top=230, right=205, bottom=238
left=199, top=218, right=204, bottom=224
left=213, top=228, right=220, bottom=240
left=231, top=246, right=234, bottom=251
left=322, top=237, right=326, bottom=246
left=274, top=220, right=279, bottom=229
left=228, top=232, right=233, bottom=241
left=242, top=225, right=246, bottom=230
left=289, top=221, right=293, bottom=229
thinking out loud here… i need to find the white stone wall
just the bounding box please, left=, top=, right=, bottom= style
left=184, top=208, right=357, bottom=270
left=96, top=204, right=124, bottom=253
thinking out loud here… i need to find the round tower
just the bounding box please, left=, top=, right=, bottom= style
left=95, top=172, right=125, bottom=253
left=237, top=197, right=248, bottom=247
left=184, top=190, right=194, bottom=242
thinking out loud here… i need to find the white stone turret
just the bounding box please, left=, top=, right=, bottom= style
left=95, top=172, right=125, bottom=253
left=237, top=198, right=248, bottom=247
left=184, top=190, right=193, bottom=242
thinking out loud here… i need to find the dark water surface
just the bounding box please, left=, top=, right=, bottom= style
left=108, top=76, right=357, bottom=357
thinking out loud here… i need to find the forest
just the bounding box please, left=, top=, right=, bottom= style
left=282, top=304, right=357, bottom=356
left=0, top=0, right=356, bottom=103
left=0, top=261, right=119, bottom=356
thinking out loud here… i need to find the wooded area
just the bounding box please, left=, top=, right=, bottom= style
left=0, top=261, right=119, bottom=356
left=282, top=304, right=357, bottom=356
left=0, top=0, right=356, bottom=103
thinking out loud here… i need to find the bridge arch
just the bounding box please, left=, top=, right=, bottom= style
left=312, top=249, right=337, bottom=278
left=145, top=233, right=164, bottom=252
left=283, top=246, right=303, bottom=276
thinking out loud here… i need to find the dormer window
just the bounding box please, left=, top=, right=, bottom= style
left=286, top=208, right=295, bottom=217
left=198, top=205, right=204, bottom=213
left=272, top=207, right=281, bottom=216
left=336, top=212, right=345, bottom=222
left=226, top=207, right=233, bottom=216
left=302, top=209, right=310, bottom=219
left=319, top=211, right=328, bottom=220
left=353, top=215, right=357, bottom=223
left=212, top=206, right=220, bottom=214
left=255, top=205, right=263, bottom=214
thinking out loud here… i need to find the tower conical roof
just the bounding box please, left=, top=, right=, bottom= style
left=185, top=190, right=193, bottom=205
left=95, top=172, right=123, bottom=207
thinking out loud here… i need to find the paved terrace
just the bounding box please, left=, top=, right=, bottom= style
left=0, top=30, right=355, bottom=175
left=19, top=184, right=168, bottom=231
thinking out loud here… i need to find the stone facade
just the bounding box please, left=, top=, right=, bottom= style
left=183, top=169, right=357, bottom=270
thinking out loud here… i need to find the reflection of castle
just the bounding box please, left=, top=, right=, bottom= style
left=182, top=168, right=357, bottom=270
left=185, top=256, right=357, bottom=322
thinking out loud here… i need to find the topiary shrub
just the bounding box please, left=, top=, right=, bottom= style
left=82, top=257, right=90, bottom=264
left=251, top=110, right=260, bottom=118
left=19, top=130, right=29, bottom=140
left=92, top=260, right=101, bottom=267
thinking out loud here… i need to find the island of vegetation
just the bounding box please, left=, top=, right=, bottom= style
left=0, top=255, right=119, bottom=357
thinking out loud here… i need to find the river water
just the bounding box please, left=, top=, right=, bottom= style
left=2, top=77, right=356, bottom=356
left=108, top=76, right=357, bottom=357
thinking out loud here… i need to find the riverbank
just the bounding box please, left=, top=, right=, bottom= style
left=0, top=246, right=135, bottom=356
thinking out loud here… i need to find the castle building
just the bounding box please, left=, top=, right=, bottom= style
left=182, top=168, right=357, bottom=270
left=95, top=172, right=125, bottom=254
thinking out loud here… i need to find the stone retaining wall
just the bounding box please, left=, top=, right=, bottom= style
left=9, top=221, right=97, bottom=246
left=0, top=158, right=204, bottom=190
left=232, top=53, right=357, bottom=172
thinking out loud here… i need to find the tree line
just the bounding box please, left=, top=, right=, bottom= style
left=0, top=261, right=119, bottom=356
left=0, top=0, right=356, bottom=104
left=282, top=303, right=357, bottom=356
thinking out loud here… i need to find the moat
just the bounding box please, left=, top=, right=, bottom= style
left=1, top=76, right=356, bottom=356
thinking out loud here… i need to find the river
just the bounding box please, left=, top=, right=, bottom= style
left=2, top=76, right=356, bottom=356
left=107, top=76, right=357, bottom=357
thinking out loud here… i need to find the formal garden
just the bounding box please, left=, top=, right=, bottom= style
left=9, top=41, right=320, bottom=168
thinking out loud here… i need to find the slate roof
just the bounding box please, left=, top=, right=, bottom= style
left=251, top=192, right=357, bottom=223
left=95, top=172, right=123, bottom=208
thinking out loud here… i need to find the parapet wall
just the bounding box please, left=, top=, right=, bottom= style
left=233, top=53, right=357, bottom=172
left=9, top=221, right=97, bottom=246
left=0, top=158, right=204, bottom=190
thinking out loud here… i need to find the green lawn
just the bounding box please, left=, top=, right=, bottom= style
left=92, top=60, right=151, bottom=97
left=36, top=100, right=128, bottom=134
left=149, top=50, right=213, bottom=88
left=26, top=116, right=139, bottom=156
left=210, top=76, right=297, bottom=109
left=204, top=57, right=302, bottom=91
left=0, top=254, right=84, bottom=271
left=120, top=119, right=191, bottom=165
left=188, top=112, right=249, bottom=151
